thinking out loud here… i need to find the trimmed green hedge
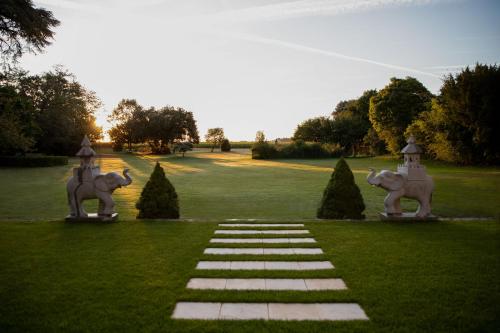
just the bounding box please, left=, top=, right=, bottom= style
left=0, top=155, right=68, bottom=167
left=251, top=141, right=343, bottom=159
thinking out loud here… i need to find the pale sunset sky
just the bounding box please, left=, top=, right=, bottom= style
left=21, top=0, right=500, bottom=141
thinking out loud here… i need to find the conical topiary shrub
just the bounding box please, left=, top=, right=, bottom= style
left=317, top=158, right=365, bottom=219
left=136, top=162, right=179, bottom=219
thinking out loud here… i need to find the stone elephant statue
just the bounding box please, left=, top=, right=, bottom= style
left=67, top=169, right=132, bottom=218
left=367, top=168, right=434, bottom=217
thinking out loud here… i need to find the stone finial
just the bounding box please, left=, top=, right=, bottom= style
left=76, top=135, right=96, bottom=157
left=401, top=135, right=422, bottom=154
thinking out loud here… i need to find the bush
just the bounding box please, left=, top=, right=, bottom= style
left=136, top=162, right=179, bottom=219
left=317, top=158, right=365, bottom=219
left=221, top=139, right=231, bottom=152
left=251, top=141, right=342, bottom=159
left=0, top=155, right=68, bottom=167
left=251, top=142, right=277, bottom=159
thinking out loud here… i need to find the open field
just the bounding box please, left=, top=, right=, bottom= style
left=0, top=220, right=498, bottom=332
left=0, top=149, right=499, bottom=221
left=1, top=150, right=499, bottom=331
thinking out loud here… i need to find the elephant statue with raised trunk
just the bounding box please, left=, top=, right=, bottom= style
left=67, top=169, right=132, bottom=219
left=367, top=168, right=434, bottom=218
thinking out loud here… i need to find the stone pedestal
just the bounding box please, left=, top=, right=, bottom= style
left=379, top=212, right=438, bottom=221
left=65, top=213, right=118, bottom=223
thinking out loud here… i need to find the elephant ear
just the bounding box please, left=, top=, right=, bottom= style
left=385, top=173, right=405, bottom=191
left=94, top=175, right=111, bottom=192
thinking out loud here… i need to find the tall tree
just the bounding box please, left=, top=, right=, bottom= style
left=293, top=117, right=334, bottom=143
left=108, top=99, right=145, bottom=151
left=407, top=64, right=500, bottom=164
left=255, top=130, right=266, bottom=143
left=0, top=0, right=59, bottom=64
left=205, top=127, right=225, bottom=152
left=369, top=77, right=432, bottom=155
left=1, top=67, right=102, bottom=156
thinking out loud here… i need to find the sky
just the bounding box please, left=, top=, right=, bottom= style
left=21, top=0, right=500, bottom=141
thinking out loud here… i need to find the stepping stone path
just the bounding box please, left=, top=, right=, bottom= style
left=172, top=222, right=369, bottom=321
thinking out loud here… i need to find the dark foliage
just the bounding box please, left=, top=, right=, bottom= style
left=251, top=140, right=342, bottom=159
left=0, top=0, right=60, bottom=64
left=0, top=155, right=67, bottom=167
left=221, top=139, right=231, bottom=152
left=317, top=158, right=365, bottom=219
left=136, top=162, right=179, bottom=219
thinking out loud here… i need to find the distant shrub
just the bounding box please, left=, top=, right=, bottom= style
left=251, top=141, right=342, bottom=159
left=173, top=142, right=193, bottom=157
left=0, top=155, right=68, bottom=167
left=317, top=158, right=365, bottom=219
left=136, top=162, right=179, bottom=219
left=221, top=139, right=231, bottom=152
left=251, top=142, right=278, bottom=159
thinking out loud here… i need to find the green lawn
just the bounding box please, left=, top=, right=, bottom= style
left=0, top=220, right=498, bottom=332
left=1, top=149, right=499, bottom=220
left=0, top=150, right=499, bottom=332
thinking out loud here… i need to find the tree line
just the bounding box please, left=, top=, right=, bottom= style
left=108, top=99, right=199, bottom=154
left=293, top=64, right=500, bottom=165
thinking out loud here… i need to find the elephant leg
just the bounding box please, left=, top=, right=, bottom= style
left=98, top=199, right=106, bottom=215
left=393, top=198, right=402, bottom=214
left=68, top=192, right=77, bottom=216
left=97, top=194, right=115, bottom=216
left=416, top=199, right=431, bottom=217
left=384, top=192, right=402, bottom=215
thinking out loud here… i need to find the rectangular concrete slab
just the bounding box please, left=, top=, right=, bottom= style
left=215, top=230, right=309, bottom=235
left=265, top=279, right=307, bottom=290
left=204, top=248, right=264, bottom=255
left=225, top=278, right=266, bottom=290
left=172, top=302, right=221, bottom=319
left=187, top=278, right=227, bottom=290
left=172, top=302, right=369, bottom=321
left=288, top=238, right=316, bottom=243
left=305, top=278, right=347, bottom=290
left=186, top=278, right=346, bottom=291
left=219, top=224, right=304, bottom=227
left=210, top=238, right=316, bottom=244
left=196, top=261, right=231, bottom=270
left=298, top=261, right=334, bottom=270
left=230, top=261, right=265, bottom=270
left=205, top=248, right=322, bottom=255
left=195, top=261, right=334, bottom=270
left=220, top=303, right=269, bottom=320
left=210, top=238, right=263, bottom=243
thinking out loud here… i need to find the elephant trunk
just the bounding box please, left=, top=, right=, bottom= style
left=367, top=168, right=379, bottom=186
left=121, top=169, right=132, bottom=186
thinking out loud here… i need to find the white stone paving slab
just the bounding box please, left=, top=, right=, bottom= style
left=230, top=261, right=265, bottom=270
left=219, top=224, right=304, bottom=227
left=225, top=278, right=266, bottom=290
left=204, top=248, right=323, bottom=255
left=204, top=248, right=264, bottom=255
left=210, top=238, right=263, bottom=244
left=298, top=261, right=334, bottom=270
left=172, top=302, right=221, bottom=319
left=305, top=278, right=347, bottom=290
left=196, top=261, right=231, bottom=270
left=288, top=238, right=316, bottom=243
left=172, top=302, right=369, bottom=320
left=220, top=303, right=269, bottom=320
left=210, top=238, right=316, bottom=244
left=186, top=278, right=347, bottom=291
left=215, top=230, right=309, bottom=235
left=196, top=261, right=334, bottom=270
left=265, top=279, right=307, bottom=290
left=187, top=278, right=227, bottom=290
